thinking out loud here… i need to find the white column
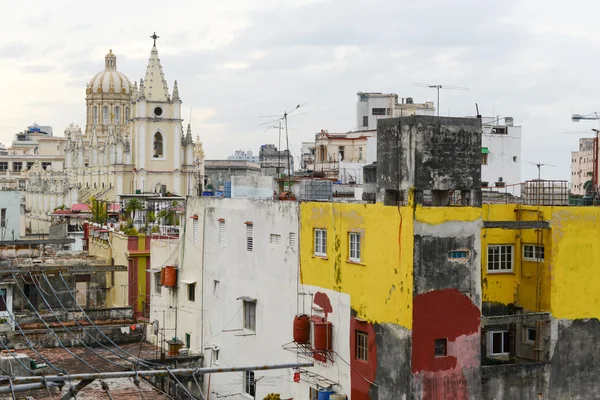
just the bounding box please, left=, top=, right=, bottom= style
left=139, top=123, right=146, bottom=170
left=173, top=122, right=181, bottom=169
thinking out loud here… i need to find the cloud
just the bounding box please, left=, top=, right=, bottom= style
left=0, top=0, right=599, bottom=183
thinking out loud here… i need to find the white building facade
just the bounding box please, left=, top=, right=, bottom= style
left=570, top=137, right=595, bottom=195
left=356, top=92, right=435, bottom=131
left=149, top=196, right=352, bottom=399
left=480, top=117, right=522, bottom=196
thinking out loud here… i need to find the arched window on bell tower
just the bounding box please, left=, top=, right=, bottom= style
left=93, top=106, right=98, bottom=125
left=153, top=132, right=164, bottom=158
left=103, top=106, right=109, bottom=125
left=125, top=107, right=130, bottom=124
left=115, top=106, right=121, bottom=125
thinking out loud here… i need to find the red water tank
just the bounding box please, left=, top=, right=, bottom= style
left=164, top=266, right=177, bottom=287
left=293, top=314, right=310, bottom=343
left=313, top=320, right=333, bottom=351
left=160, top=268, right=166, bottom=285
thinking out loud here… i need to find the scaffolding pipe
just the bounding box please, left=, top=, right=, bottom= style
left=6, top=362, right=314, bottom=384
left=0, top=382, right=62, bottom=394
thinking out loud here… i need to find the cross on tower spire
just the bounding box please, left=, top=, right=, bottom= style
left=150, top=32, right=159, bottom=47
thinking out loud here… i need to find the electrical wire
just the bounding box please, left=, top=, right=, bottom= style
left=10, top=273, right=98, bottom=374
left=55, top=272, right=197, bottom=399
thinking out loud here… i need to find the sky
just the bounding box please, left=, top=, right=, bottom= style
left=1, top=0, right=600, bottom=182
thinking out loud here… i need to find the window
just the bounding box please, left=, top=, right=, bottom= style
left=0, top=289, right=7, bottom=312
left=154, top=272, right=161, bottom=294
left=153, top=132, right=164, bottom=158
left=314, top=229, right=327, bottom=257
left=42, top=162, right=51, bottom=170
left=0, top=162, right=7, bottom=171
left=103, top=106, right=109, bottom=125
left=435, top=338, right=447, bottom=357
left=27, top=162, right=34, bottom=170
left=289, top=232, right=296, bottom=247
left=185, top=333, right=191, bottom=349
left=372, top=108, right=386, bottom=116
left=125, top=107, right=130, bottom=123
left=0, top=208, right=5, bottom=228
left=356, top=330, right=368, bottom=361
left=525, top=327, right=536, bottom=344
left=115, top=106, right=121, bottom=125
left=93, top=106, right=98, bottom=125
left=338, top=146, right=345, bottom=161
left=243, top=300, right=256, bottom=331
left=489, top=330, right=510, bottom=356
left=362, top=116, right=368, bottom=127
left=13, top=162, right=22, bottom=172
left=243, top=371, right=255, bottom=397
left=212, top=345, right=220, bottom=365
left=187, top=282, right=196, bottom=302
left=192, top=218, right=199, bottom=242
left=219, top=220, right=225, bottom=247
left=270, top=234, right=281, bottom=244
left=482, top=153, right=488, bottom=165
left=213, top=280, right=220, bottom=298
left=246, top=223, right=254, bottom=251
left=523, top=244, right=544, bottom=261
left=358, top=147, right=363, bottom=161
left=349, top=232, right=361, bottom=262
left=448, top=250, right=469, bottom=260
left=513, top=156, right=518, bottom=162
left=487, top=245, right=514, bottom=272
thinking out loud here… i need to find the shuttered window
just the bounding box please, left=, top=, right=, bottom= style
left=246, top=223, right=254, bottom=251
left=219, top=221, right=225, bottom=247
left=193, top=218, right=199, bottom=243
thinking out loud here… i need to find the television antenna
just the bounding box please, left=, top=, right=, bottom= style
left=258, top=103, right=307, bottom=191
left=526, top=160, right=556, bottom=182
left=412, top=83, right=469, bottom=117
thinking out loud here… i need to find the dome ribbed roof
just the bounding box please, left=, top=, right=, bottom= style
left=88, top=50, right=132, bottom=95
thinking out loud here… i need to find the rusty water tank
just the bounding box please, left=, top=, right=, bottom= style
left=160, top=268, right=166, bottom=285
left=164, top=266, right=177, bottom=287
left=293, top=314, right=310, bottom=343
left=313, top=320, right=332, bottom=351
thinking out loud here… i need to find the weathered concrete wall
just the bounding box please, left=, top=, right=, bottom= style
left=549, top=319, right=600, bottom=399
left=370, top=323, right=412, bottom=400
left=481, top=362, right=547, bottom=400
left=376, top=116, right=482, bottom=204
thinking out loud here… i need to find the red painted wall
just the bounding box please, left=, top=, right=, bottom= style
left=350, top=318, right=377, bottom=400
left=412, top=288, right=480, bottom=400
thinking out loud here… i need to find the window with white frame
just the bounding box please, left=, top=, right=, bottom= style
left=349, top=232, right=362, bottom=262
left=243, top=300, right=256, bottom=331
left=246, top=223, right=254, bottom=251
left=523, top=244, right=544, bottom=261
left=270, top=234, right=281, bottom=244
left=487, top=245, right=514, bottom=272
left=524, top=327, right=536, bottom=344
left=314, top=229, right=327, bottom=256
left=244, top=371, right=255, bottom=397
left=93, top=106, right=98, bottom=125
left=114, top=106, right=121, bottom=125
left=218, top=220, right=225, bottom=247
left=488, top=330, right=510, bottom=356
left=289, top=232, right=296, bottom=247
left=125, top=106, right=130, bottom=123
left=154, top=272, right=161, bottom=295
left=103, top=106, right=109, bottom=125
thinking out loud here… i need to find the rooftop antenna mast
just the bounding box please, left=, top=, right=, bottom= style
left=412, top=83, right=469, bottom=117
left=526, top=160, right=557, bottom=207
left=258, top=104, right=307, bottom=192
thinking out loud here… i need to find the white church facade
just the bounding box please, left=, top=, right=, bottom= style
left=25, top=35, right=205, bottom=225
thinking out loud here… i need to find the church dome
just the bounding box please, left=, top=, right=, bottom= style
left=88, top=50, right=132, bottom=95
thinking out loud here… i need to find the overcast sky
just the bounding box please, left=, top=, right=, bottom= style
left=1, top=0, right=600, bottom=182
